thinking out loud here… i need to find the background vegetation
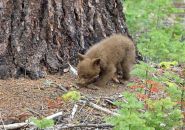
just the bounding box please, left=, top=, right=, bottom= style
left=124, top=0, right=185, bottom=62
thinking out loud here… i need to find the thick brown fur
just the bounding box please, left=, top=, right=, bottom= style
left=77, top=34, right=136, bottom=87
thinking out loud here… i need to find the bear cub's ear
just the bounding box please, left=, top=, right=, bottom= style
left=78, top=53, right=85, bottom=61
left=92, top=58, right=101, bottom=66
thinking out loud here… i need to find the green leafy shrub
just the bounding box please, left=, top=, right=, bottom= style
left=124, top=0, right=185, bottom=62
left=107, top=92, right=183, bottom=130
left=130, top=61, right=157, bottom=80
left=145, top=98, right=183, bottom=130
left=107, top=62, right=184, bottom=130
left=30, top=117, right=54, bottom=129
left=107, top=92, right=154, bottom=130
left=62, top=90, right=81, bottom=102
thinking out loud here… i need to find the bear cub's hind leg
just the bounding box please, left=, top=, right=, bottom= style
left=121, top=60, right=132, bottom=81
left=94, top=64, right=116, bottom=87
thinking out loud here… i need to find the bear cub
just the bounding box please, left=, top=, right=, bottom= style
left=77, top=34, right=136, bottom=87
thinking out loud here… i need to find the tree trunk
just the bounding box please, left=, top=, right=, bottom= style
left=0, top=0, right=138, bottom=79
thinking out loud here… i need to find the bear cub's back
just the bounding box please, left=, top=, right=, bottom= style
left=85, top=34, right=134, bottom=64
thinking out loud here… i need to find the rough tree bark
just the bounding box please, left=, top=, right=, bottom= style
left=0, top=0, right=139, bottom=79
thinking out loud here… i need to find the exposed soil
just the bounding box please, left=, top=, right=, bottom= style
left=0, top=72, right=127, bottom=129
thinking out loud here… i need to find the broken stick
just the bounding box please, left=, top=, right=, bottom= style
left=79, top=100, right=120, bottom=116
left=0, top=112, right=63, bottom=130
left=47, top=123, right=113, bottom=129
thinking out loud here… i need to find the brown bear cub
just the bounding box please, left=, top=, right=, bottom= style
left=77, top=34, right=136, bottom=87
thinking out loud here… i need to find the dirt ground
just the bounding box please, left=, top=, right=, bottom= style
left=0, top=72, right=127, bottom=128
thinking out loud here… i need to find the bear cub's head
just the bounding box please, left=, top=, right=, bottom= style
left=77, top=53, right=101, bottom=86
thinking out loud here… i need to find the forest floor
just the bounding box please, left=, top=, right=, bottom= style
left=0, top=63, right=184, bottom=130
left=0, top=72, right=129, bottom=130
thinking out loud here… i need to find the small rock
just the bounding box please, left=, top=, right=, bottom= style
left=63, top=68, right=69, bottom=73
left=24, top=88, right=28, bottom=92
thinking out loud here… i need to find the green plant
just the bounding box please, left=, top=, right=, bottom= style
left=107, top=91, right=183, bottom=130
left=159, top=61, right=178, bottom=69
left=131, top=61, right=157, bottom=80
left=131, top=62, right=185, bottom=101
left=62, top=90, right=81, bottom=102
left=107, top=92, right=154, bottom=130
left=145, top=98, right=183, bottom=130
left=124, top=0, right=185, bottom=62
left=107, top=92, right=183, bottom=130
left=165, top=82, right=182, bottom=101
left=30, top=117, right=54, bottom=129
left=107, top=62, right=184, bottom=130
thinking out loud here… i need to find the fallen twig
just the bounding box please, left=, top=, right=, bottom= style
left=47, top=123, right=113, bottom=129
left=0, top=112, right=63, bottom=130
left=104, top=98, right=115, bottom=105
left=45, top=111, right=63, bottom=120
left=0, top=112, right=6, bottom=130
left=68, top=62, right=78, bottom=76
left=0, top=122, right=29, bottom=130
left=51, top=82, right=68, bottom=92
left=83, top=98, right=101, bottom=123
left=79, top=100, right=120, bottom=116
left=57, top=84, right=68, bottom=92
left=70, top=104, right=78, bottom=120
